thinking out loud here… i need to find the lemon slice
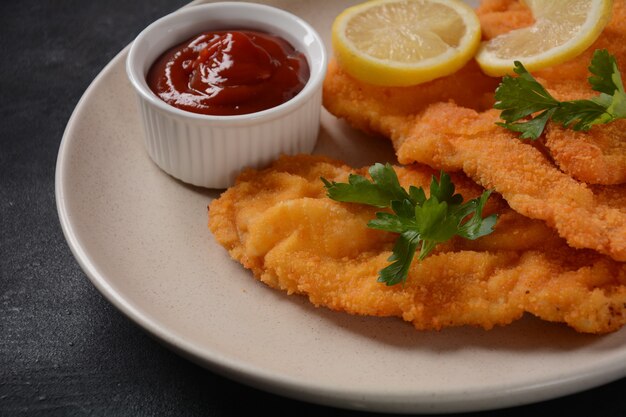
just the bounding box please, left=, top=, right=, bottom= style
left=331, top=0, right=482, bottom=86
left=476, top=0, right=613, bottom=76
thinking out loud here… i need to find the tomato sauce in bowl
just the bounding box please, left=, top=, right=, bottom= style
left=147, top=30, right=310, bottom=116
left=126, top=2, right=327, bottom=188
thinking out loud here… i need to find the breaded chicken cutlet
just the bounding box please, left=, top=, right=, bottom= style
left=208, top=155, right=626, bottom=334
left=208, top=0, right=626, bottom=334
left=322, top=0, right=626, bottom=261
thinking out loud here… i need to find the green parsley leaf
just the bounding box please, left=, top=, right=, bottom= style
left=429, top=171, right=464, bottom=205
left=378, top=231, right=421, bottom=286
left=588, top=49, right=623, bottom=94
left=496, top=62, right=560, bottom=122
left=494, top=49, right=626, bottom=139
left=368, top=212, right=413, bottom=234
left=322, top=169, right=497, bottom=286
left=456, top=190, right=498, bottom=240
left=414, top=197, right=458, bottom=243
left=321, top=163, right=410, bottom=208
left=497, top=107, right=556, bottom=140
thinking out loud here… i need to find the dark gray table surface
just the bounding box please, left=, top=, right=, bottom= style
left=2, top=1, right=625, bottom=416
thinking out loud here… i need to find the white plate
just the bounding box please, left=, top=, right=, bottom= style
left=55, top=0, right=626, bottom=413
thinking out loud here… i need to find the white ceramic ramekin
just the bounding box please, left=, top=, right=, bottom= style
left=126, top=2, right=327, bottom=188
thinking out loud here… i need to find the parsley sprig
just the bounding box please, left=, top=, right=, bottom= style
left=494, top=49, right=626, bottom=139
left=321, top=164, right=497, bottom=286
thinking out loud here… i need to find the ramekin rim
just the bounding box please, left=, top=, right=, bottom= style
left=125, top=1, right=328, bottom=123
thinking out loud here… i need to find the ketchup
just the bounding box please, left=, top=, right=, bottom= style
left=147, top=30, right=310, bottom=116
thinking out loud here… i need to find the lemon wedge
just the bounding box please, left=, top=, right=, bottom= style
left=331, top=0, right=482, bottom=86
left=476, top=0, right=613, bottom=76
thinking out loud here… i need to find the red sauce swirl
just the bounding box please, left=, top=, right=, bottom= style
left=147, top=30, right=310, bottom=116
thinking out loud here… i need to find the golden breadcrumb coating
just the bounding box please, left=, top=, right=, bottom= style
left=545, top=121, right=626, bottom=185
left=208, top=155, right=626, bottom=334
left=322, top=0, right=626, bottom=260
left=480, top=0, right=626, bottom=185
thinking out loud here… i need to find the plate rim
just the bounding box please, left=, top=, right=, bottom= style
left=54, top=1, right=626, bottom=413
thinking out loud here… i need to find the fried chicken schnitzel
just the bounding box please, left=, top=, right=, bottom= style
left=208, top=155, right=626, bottom=334
left=208, top=0, right=626, bottom=335
left=322, top=0, right=626, bottom=261
left=479, top=0, right=626, bottom=185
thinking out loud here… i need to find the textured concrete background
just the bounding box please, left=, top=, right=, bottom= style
left=1, top=1, right=625, bottom=416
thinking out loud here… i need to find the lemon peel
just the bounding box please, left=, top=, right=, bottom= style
left=476, top=0, right=613, bottom=76
left=331, top=0, right=481, bottom=86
